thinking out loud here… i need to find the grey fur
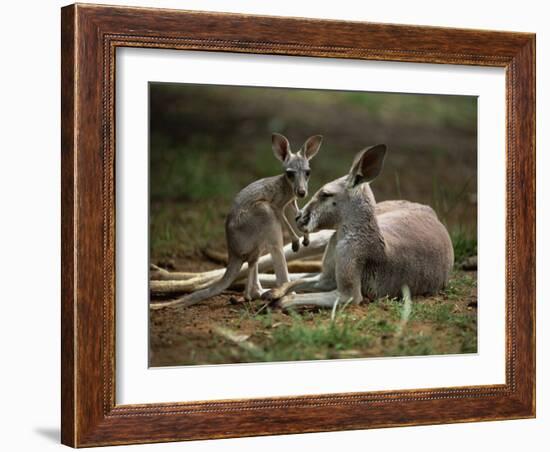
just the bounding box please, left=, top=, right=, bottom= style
left=268, top=145, right=454, bottom=310
left=156, top=133, right=323, bottom=309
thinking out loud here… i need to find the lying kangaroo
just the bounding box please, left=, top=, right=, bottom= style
left=153, top=133, right=323, bottom=309
left=264, top=144, right=454, bottom=314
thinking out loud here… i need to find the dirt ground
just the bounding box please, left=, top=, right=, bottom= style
left=149, top=257, right=477, bottom=366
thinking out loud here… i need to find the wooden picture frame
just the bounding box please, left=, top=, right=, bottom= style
left=61, top=3, right=535, bottom=447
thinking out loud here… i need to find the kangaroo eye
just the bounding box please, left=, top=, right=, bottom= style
left=286, top=170, right=295, bottom=178
left=305, top=170, right=311, bottom=178
left=320, top=192, right=333, bottom=199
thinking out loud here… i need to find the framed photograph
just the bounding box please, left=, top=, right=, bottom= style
left=61, top=3, right=535, bottom=447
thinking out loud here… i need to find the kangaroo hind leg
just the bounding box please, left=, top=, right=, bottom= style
left=244, top=258, right=264, bottom=301
left=269, top=245, right=291, bottom=286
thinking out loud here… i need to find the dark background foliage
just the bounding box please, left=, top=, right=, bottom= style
left=149, top=83, right=477, bottom=264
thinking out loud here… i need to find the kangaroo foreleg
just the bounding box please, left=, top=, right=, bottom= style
left=284, top=200, right=310, bottom=249
left=276, top=202, right=300, bottom=252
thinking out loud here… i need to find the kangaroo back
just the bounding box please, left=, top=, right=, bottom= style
left=373, top=204, right=454, bottom=298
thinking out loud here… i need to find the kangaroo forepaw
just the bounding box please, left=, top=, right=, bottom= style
left=268, top=298, right=284, bottom=309
left=292, top=239, right=300, bottom=252
left=302, top=235, right=310, bottom=247
left=261, top=290, right=276, bottom=302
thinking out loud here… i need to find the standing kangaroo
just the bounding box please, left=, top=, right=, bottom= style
left=153, top=133, right=323, bottom=309
left=264, top=144, right=454, bottom=314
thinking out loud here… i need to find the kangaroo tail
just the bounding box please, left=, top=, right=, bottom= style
left=150, top=256, right=244, bottom=310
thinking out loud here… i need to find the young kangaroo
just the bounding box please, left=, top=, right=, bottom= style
left=264, top=144, right=454, bottom=314
left=153, top=133, right=323, bottom=309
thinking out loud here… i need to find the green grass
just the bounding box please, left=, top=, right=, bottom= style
left=451, top=228, right=478, bottom=264
left=236, top=308, right=395, bottom=362
left=212, top=274, right=477, bottom=363
left=267, top=311, right=382, bottom=356
left=444, top=272, right=476, bottom=300
left=150, top=199, right=229, bottom=259
left=150, top=142, right=239, bottom=201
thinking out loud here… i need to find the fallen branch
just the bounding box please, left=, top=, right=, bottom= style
left=149, top=230, right=333, bottom=296
left=201, top=248, right=322, bottom=273
left=149, top=263, right=212, bottom=281
left=150, top=272, right=314, bottom=296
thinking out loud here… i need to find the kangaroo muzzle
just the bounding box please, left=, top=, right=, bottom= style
left=293, top=172, right=308, bottom=198
left=296, top=211, right=310, bottom=231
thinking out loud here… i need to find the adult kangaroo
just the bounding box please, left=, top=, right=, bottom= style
left=151, top=133, right=323, bottom=309
left=264, top=144, right=454, bottom=314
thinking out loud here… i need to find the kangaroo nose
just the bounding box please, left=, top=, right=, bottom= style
left=296, top=212, right=309, bottom=229
left=297, top=189, right=306, bottom=198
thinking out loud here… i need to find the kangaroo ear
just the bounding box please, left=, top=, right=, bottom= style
left=347, top=144, right=387, bottom=188
left=300, top=135, right=323, bottom=160
left=272, top=133, right=291, bottom=163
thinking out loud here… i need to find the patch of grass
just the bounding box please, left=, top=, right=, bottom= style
left=150, top=199, right=228, bottom=260
left=451, top=228, right=477, bottom=264
left=393, top=332, right=436, bottom=356
left=150, top=218, right=176, bottom=257
left=411, top=302, right=472, bottom=329
left=218, top=274, right=476, bottom=363
left=150, top=144, right=238, bottom=201
left=217, top=286, right=476, bottom=364
left=248, top=310, right=382, bottom=362
left=431, top=172, right=475, bottom=221
left=444, top=272, right=476, bottom=301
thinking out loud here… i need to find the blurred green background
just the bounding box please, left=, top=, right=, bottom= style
left=149, top=83, right=477, bottom=268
